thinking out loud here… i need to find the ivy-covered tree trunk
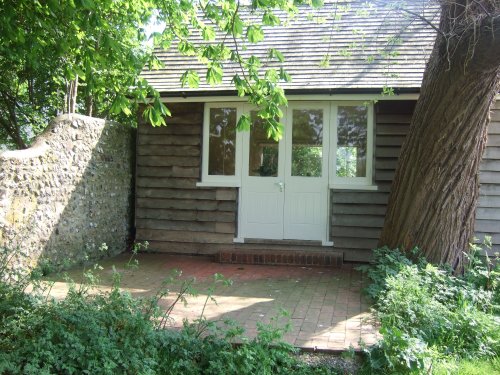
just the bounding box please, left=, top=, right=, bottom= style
left=379, top=1, right=500, bottom=270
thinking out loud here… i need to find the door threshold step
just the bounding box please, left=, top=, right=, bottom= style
left=216, top=248, right=343, bottom=268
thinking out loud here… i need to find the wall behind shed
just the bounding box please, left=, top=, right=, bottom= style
left=332, top=99, right=500, bottom=261
left=135, top=103, right=237, bottom=254
left=0, top=114, right=133, bottom=273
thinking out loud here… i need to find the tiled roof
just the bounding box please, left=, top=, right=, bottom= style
left=142, top=1, right=438, bottom=95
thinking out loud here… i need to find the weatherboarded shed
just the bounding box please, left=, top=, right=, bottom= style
left=136, top=2, right=500, bottom=262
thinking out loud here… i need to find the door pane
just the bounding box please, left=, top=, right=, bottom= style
left=248, top=111, right=279, bottom=177
left=291, top=109, right=323, bottom=177
left=337, top=106, right=368, bottom=177
left=208, top=107, right=236, bottom=176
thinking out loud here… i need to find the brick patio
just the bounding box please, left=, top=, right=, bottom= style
left=47, top=253, right=379, bottom=352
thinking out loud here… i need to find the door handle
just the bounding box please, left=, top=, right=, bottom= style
left=275, top=182, right=284, bottom=192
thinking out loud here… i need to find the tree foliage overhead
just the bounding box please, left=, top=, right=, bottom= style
left=0, top=0, right=316, bottom=149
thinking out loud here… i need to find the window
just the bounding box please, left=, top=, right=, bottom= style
left=248, top=110, right=279, bottom=177
left=331, top=103, right=373, bottom=186
left=200, top=104, right=242, bottom=186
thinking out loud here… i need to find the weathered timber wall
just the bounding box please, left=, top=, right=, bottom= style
left=0, top=114, right=133, bottom=272
left=476, top=100, right=500, bottom=254
left=331, top=100, right=415, bottom=261
left=135, top=103, right=237, bottom=253
left=332, top=99, right=500, bottom=261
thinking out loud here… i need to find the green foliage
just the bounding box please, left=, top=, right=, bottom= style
left=1, top=0, right=320, bottom=148
left=359, top=245, right=500, bottom=374
left=0, top=248, right=338, bottom=374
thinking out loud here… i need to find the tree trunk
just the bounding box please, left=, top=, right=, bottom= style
left=379, top=1, right=500, bottom=270
left=65, top=76, right=78, bottom=114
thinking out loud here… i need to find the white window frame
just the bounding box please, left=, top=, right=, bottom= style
left=197, top=103, right=243, bottom=187
left=329, top=101, right=375, bottom=189
left=198, top=100, right=376, bottom=190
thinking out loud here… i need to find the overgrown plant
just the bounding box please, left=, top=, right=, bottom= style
left=359, top=242, right=500, bottom=374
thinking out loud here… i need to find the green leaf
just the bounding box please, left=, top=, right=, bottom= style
left=206, top=64, right=223, bottom=85
left=262, top=11, right=280, bottom=26
left=180, top=70, right=200, bottom=88
left=236, top=114, right=251, bottom=131
left=312, top=0, right=324, bottom=8
left=202, top=26, right=215, bottom=41
left=268, top=48, right=285, bottom=63
left=246, top=25, right=264, bottom=43
left=232, top=16, right=244, bottom=36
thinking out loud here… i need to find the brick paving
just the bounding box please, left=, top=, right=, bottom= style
left=48, top=253, right=380, bottom=352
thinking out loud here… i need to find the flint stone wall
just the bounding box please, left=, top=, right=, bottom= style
left=0, top=114, right=133, bottom=271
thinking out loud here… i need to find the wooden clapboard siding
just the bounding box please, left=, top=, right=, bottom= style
left=475, top=100, right=500, bottom=253
left=332, top=99, right=500, bottom=260
left=332, top=100, right=415, bottom=261
left=135, top=103, right=237, bottom=251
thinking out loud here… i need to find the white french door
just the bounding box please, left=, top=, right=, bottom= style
left=240, top=103, right=330, bottom=243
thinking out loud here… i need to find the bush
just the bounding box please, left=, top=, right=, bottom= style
left=0, top=250, right=338, bottom=375
left=359, top=246, right=500, bottom=374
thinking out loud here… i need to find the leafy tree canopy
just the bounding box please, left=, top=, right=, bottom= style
left=0, top=0, right=321, bottom=149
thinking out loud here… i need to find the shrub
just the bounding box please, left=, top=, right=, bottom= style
left=359, top=245, right=500, bottom=374
left=0, top=250, right=338, bottom=375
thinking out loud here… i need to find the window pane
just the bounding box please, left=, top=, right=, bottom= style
left=291, top=109, right=323, bottom=177
left=337, top=106, right=367, bottom=178
left=249, top=111, right=279, bottom=177
left=209, top=108, right=237, bottom=176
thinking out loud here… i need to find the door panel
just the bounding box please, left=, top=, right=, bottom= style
left=240, top=110, right=285, bottom=239
left=283, top=104, right=329, bottom=241
left=240, top=104, right=329, bottom=243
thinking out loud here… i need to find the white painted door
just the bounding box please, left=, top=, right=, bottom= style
left=240, top=104, right=329, bottom=242
left=240, top=109, right=285, bottom=239
left=283, top=104, right=329, bottom=241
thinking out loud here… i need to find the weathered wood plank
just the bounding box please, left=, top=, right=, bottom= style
left=376, top=124, right=410, bottom=136
left=137, top=145, right=200, bottom=157
left=375, top=114, right=412, bottom=124
left=331, top=226, right=381, bottom=239
left=486, top=135, right=500, bottom=147
left=139, top=117, right=202, bottom=132
left=479, top=171, right=500, bottom=184
left=375, top=135, right=406, bottom=147
left=484, top=147, right=500, bottom=159
left=478, top=184, right=500, bottom=196
left=137, top=166, right=199, bottom=178
left=136, top=177, right=198, bottom=189
left=488, top=123, right=500, bottom=134
left=332, top=204, right=387, bottom=216
left=215, top=222, right=236, bottom=234
left=473, top=232, right=500, bottom=245
left=331, top=192, right=389, bottom=204
left=375, top=146, right=401, bottom=158
left=375, top=158, right=399, bottom=170
left=137, top=155, right=199, bottom=167
left=475, top=219, right=500, bottom=232
left=476, top=208, right=500, bottom=220
left=136, top=188, right=216, bottom=200
left=136, top=229, right=234, bottom=244
left=375, top=170, right=395, bottom=181
left=332, top=214, right=385, bottom=228
left=215, top=189, right=237, bottom=201
left=138, top=134, right=200, bottom=146
left=478, top=195, right=500, bottom=208
left=136, top=218, right=216, bottom=232
left=136, top=197, right=236, bottom=211
left=480, top=160, right=500, bottom=172
left=136, top=208, right=235, bottom=222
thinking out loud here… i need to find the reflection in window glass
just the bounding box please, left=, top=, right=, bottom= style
left=209, top=108, right=236, bottom=176
left=291, top=109, right=323, bottom=177
left=337, top=106, right=367, bottom=178
left=249, top=111, right=279, bottom=176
